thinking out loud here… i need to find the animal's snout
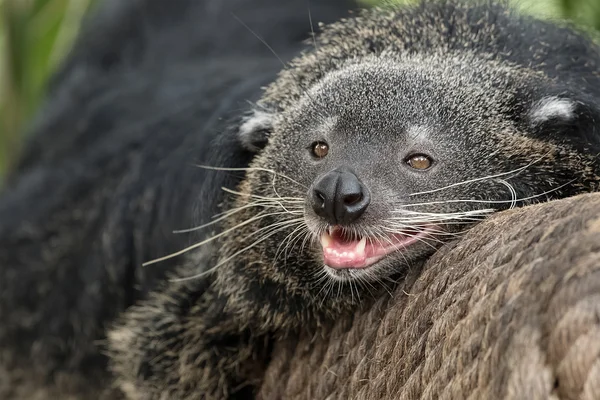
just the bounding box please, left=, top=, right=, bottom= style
left=311, top=167, right=370, bottom=225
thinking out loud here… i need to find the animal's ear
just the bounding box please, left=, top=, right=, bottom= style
left=238, top=109, right=275, bottom=153
left=524, top=93, right=600, bottom=151
left=528, top=96, right=578, bottom=126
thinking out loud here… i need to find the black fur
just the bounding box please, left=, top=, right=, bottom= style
left=0, top=0, right=355, bottom=395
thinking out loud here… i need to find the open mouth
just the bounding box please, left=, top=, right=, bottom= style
left=320, top=226, right=435, bottom=270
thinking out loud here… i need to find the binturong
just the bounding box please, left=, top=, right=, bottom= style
left=109, top=1, right=600, bottom=398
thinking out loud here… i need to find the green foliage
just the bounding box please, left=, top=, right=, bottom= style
left=0, top=0, right=95, bottom=179
left=0, top=0, right=598, bottom=180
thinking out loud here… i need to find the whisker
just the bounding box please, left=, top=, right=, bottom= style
left=243, top=218, right=304, bottom=243
left=300, top=228, right=314, bottom=254
left=317, top=271, right=335, bottom=307
left=386, top=219, right=489, bottom=226
left=174, top=200, right=302, bottom=234
left=143, top=211, right=298, bottom=266
left=377, top=223, right=441, bottom=249
left=221, top=187, right=305, bottom=215
left=231, top=13, right=328, bottom=121
left=307, top=0, right=324, bottom=79
left=286, top=226, right=311, bottom=260
left=386, top=214, right=492, bottom=225
left=312, top=267, right=329, bottom=289
left=274, top=224, right=307, bottom=264
left=221, top=186, right=303, bottom=202
left=402, top=178, right=576, bottom=208
left=403, top=231, right=442, bottom=248
left=352, top=279, right=360, bottom=303
left=355, top=274, right=377, bottom=299
left=373, top=226, right=413, bottom=268
left=385, top=209, right=494, bottom=229
left=193, top=165, right=308, bottom=189
left=231, top=13, right=289, bottom=74
left=387, top=215, right=492, bottom=224
left=218, top=200, right=303, bottom=215
left=391, top=209, right=494, bottom=217
left=381, top=225, right=463, bottom=238
left=496, top=178, right=517, bottom=210
left=408, top=152, right=552, bottom=196
left=374, top=273, right=396, bottom=297
left=171, top=221, right=299, bottom=282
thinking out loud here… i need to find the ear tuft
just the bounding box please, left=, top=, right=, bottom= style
left=523, top=91, right=600, bottom=152
left=238, top=109, right=274, bottom=152
left=529, top=96, right=577, bottom=125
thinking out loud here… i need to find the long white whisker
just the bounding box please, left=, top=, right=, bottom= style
left=373, top=226, right=413, bottom=266
left=391, top=209, right=494, bottom=217
left=300, top=228, right=314, bottom=254
left=408, top=152, right=551, bottom=196
left=221, top=187, right=305, bottom=215
left=381, top=225, right=463, bottom=238
left=230, top=13, right=329, bottom=122
left=497, top=178, right=517, bottom=210
left=194, top=165, right=308, bottom=189
left=285, top=226, right=311, bottom=261
left=221, top=186, right=303, bottom=202
left=243, top=218, right=304, bottom=244
left=402, top=178, right=575, bottom=208
left=274, top=224, right=307, bottom=264
left=171, top=221, right=298, bottom=282
left=143, top=211, right=298, bottom=266
left=174, top=201, right=303, bottom=233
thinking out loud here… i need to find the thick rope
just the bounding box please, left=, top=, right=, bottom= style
left=259, top=192, right=600, bottom=400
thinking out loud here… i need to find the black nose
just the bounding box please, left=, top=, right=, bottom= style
left=311, top=167, right=370, bottom=225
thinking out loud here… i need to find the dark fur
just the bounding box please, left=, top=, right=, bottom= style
left=110, top=1, right=600, bottom=399
left=0, top=0, right=356, bottom=398
left=1, top=0, right=600, bottom=399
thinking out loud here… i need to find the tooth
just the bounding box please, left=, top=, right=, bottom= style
left=356, top=237, right=367, bottom=255
left=321, top=232, right=332, bottom=248
left=328, top=226, right=335, bottom=235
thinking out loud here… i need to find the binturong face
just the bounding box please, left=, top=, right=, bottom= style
left=229, top=56, right=600, bottom=302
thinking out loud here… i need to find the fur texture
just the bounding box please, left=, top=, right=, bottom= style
left=0, top=0, right=356, bottom=398
left=108, top=1, right=600, bottom=398
left=2, top=0, right=600, bottom=399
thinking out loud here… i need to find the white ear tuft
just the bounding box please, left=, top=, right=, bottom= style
left=238, top=110, right=274, bottom=152
left=239, top=110, right=272, bottom=137
left=529, top=96, right=576, bottom=125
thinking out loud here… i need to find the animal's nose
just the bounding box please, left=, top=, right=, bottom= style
left=311, top=167, right=370, bottom=225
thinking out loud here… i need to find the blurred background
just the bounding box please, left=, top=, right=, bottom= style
left=0, top=0, right=598, bottom=183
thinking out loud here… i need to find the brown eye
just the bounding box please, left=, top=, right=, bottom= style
left=311, top=141, right=329, bottom=158
left=406, top=154, right=432, bottom=170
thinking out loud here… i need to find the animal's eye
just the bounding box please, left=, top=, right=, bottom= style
left=311, top=141, right=329, bottom=158
left=406, top=154, right=432, bottom=170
